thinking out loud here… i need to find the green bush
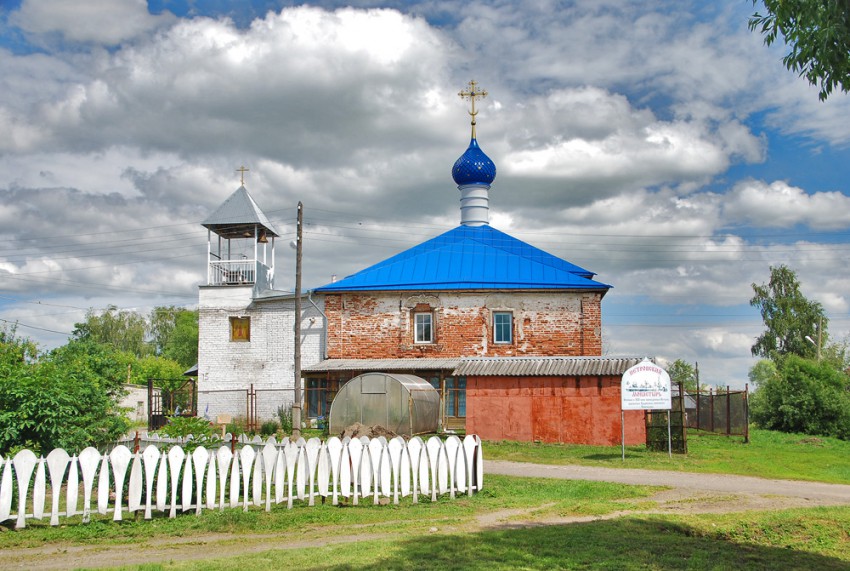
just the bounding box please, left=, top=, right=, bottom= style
left=225, top=421, right=244, bottom=437
left=750, top=355, right=850, bottom=440
left=0, top=334, right=130, bottom=456
left=158, top=415, right=219, bottom=451
left=277, top=404, right=293, bottom=434
left=260, top=420, right=280, bottom=437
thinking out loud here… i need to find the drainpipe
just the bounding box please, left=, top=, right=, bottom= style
left=308, top=290, right=328, bottom=360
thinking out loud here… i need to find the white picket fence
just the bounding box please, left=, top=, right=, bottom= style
left=0, top=434, right=483, bottom=529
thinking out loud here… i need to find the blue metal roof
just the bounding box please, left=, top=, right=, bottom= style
left=314, top=225, right=611, bottom=292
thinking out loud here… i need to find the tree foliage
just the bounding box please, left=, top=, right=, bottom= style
left=749, top=0, right=850, bottom=101
left=74, top=305, right=198, bottom=368
left=750, top=354, right=850, bottom=439
left=750, top=265, right=827, bottom=359
left=0, top=334, right=130, bottom=455
left=667, top=359, right=699, bottom=392
left=0, top=304, right=199, bottom=455
left=73, top=305, right=150, bottom=358
left=748, top=359, right=780, bottom=388
left=150, top=306, right=199, bottom=369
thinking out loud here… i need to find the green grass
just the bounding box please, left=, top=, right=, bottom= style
left=484, top=428, right=850, bottom=484
left=0, top=475, right=657, bottom=549
left=118, top=507, right=850, bottom=570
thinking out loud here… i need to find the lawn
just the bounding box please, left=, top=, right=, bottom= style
left=485, top=428, right=850, bottom=484
left=154, top=507, right=850, bottom=571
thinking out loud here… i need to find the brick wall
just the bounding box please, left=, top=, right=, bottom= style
left=197, top=286, right=324, bottom=421
left=465, top=375, right=645, bottom=445
left=325, top=290, right=603, bottom=359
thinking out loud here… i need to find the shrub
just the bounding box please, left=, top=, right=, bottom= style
left=277, top=404, right=293, bottom=434
left=225, top=422, right=244, bottom=437
left=260, top=420, right=280, bottom=437
left=0, top=334, right=130, bottom=456
left=158, top=415, right=220, bottom=451
left=750, top=354, right=850, bottom=440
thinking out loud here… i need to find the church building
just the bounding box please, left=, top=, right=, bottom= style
left=197, top=82, right=648, bottom=445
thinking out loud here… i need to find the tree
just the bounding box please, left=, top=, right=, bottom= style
left=73, top=305, right=150, bottom=358
left=749, top=0, right=850, bottom=101
left=750, top=265, right=827, bottom=360
left=0, top=335, right=130, bottom=455
left=748, top=359, right=780, bottom=388
left=749, top=354, right=850, bottom=439
left=667, top=359, right=699, bottom=392
left=149, top=306, right=198, bottom=369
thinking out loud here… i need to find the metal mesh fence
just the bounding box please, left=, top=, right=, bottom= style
left=678, top=386, right=749, bottom=441
left=196, top=386, right=293, bottom=433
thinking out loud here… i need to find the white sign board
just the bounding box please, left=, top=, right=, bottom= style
left=621, top=359, right=671, bottom=411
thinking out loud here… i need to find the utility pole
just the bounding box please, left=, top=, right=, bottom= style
left=292, top=202, right=303, bottom=439
left=817, top=316, right=823, bottom=362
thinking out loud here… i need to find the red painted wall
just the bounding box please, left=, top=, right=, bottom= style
left=465, top=375, right=646, bottom=445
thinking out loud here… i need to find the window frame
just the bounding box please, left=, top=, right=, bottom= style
left=493, top=311, right=513, bottom=344
left=413, top=312, right=434, bottom=344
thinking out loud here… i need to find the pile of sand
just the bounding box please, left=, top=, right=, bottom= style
left=340, top=422, right=398, bottom=439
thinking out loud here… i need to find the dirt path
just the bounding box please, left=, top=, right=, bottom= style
left=4, top=462, right=850, bottom=570
left=486, top=460, right=850, bottom=506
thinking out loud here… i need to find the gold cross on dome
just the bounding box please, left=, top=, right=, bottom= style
left=458, top=80, right=487, bottom=138
left=236, top=165, right=250, bottom=186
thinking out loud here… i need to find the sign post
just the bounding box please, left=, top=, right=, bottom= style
left=621, top=358, right=672, bottom=460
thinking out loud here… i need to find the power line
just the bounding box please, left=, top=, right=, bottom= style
left=0, top=318, right=71, bottom=336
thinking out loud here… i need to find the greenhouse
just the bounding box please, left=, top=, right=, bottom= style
left=328, top=372, right=440, bottom=436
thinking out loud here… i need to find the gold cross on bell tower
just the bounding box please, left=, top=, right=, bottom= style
left=458, top=80, right=487, bottom=139
left=236, top=165, right=250, bottom=186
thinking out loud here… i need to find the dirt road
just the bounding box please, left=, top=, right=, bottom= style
left=486, top=460, right=850, bottom=506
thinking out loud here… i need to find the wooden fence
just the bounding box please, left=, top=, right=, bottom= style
left=0, top=434, right=483, bottom=529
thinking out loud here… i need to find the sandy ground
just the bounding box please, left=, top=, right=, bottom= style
left=3, top=462, right=850, bottom=570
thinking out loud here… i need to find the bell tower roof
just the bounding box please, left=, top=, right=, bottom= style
left=202, top=185, right=280, bottom=239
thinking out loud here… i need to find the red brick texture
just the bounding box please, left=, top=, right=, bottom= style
left=325, top=291, right=604, bottom=359
left=465, top=375, right=646, bottom=445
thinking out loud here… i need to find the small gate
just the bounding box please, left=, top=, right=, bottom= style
left=645, top=381, right=688, bottom=454
left=148, top=378, right=197, bottom=431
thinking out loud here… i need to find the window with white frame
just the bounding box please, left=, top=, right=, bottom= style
left=493, top=312, right=512, bottom=344
left=414, top=312, right=433, bottom=343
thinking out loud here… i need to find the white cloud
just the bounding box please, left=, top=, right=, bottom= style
left=486, top=87, right=766, bottom=209
left=10, top=0, right=175, bottom=45
left=724, top=180, right=850, bottom=230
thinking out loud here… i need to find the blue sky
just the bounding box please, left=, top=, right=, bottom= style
left=1, top=0, right=849, bottom=388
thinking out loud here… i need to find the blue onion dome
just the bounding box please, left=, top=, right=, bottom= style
left=452, top=137, right=496, bottom=186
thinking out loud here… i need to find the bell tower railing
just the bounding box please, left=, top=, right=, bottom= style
left=208, top=259, right=257, bottom=286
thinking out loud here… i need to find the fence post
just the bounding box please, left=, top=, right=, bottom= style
left=726, top=386, right=731, bottom=436
left=709, top=388, right=714, bottom=433
left=679, top=381, right=687, bottom=452
left=744, top=383, right=750, bottom=444
left=695, top=387, right=700, bottom=432
left=133, top=431, right=140, bottom=453
left=147, top=378, right=153, bottom=432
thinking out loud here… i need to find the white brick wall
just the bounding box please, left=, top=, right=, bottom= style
left=198, top=286, right=325, bottom=423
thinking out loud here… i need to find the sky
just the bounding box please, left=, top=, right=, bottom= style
left=1, top=0, right=849, bottom=389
